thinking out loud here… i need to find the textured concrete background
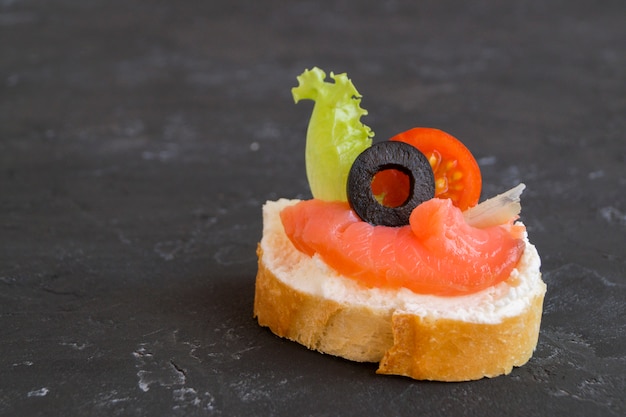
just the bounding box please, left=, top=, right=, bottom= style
left=1, top=1, right=624, bottom=416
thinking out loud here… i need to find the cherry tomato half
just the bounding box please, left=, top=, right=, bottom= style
left=371, top=127, right=482, bottom=211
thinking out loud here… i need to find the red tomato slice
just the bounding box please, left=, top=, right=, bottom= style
left=371, top=127, right=482, bottom=211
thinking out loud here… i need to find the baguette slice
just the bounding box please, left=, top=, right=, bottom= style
left=254, top=199, right=546, bottom=381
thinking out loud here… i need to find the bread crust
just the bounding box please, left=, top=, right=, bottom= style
left=377, top=293, right=545, bottom=381
left=253, top=199, right=546, bottom=381
left=254, top=246, right=394, bottom=362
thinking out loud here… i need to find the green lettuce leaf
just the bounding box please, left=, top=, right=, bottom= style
left=292, top=67, right=373, bottom=201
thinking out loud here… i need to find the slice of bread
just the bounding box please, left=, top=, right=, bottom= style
left=254, top=199, right=546, bottom=381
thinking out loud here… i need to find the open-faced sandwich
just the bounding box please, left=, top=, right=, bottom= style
left=254, top=67, right=546, bottom=381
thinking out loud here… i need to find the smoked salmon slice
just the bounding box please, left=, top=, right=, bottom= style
left=280, top=198, right=525, bottom=296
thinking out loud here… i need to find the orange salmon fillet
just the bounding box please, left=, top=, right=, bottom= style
left=280, top=198, right=525, bottom=296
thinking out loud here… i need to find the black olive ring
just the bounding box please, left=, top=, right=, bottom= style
left=347, top=141, right=435, bottom=227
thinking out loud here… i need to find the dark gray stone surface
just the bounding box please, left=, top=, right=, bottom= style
left=1, top=0, right=624, bottom=416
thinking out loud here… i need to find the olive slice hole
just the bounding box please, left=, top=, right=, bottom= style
left=372, top=168, right=411, bottom=208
